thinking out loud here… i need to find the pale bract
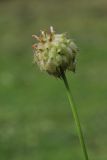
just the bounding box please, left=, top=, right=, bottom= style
left=32, top=27, right=78, bottom=77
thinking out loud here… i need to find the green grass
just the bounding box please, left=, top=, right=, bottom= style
left=0, top=0, right=107, bottom=160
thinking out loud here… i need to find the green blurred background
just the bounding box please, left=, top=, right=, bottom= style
left=0, top=0, right=107, bottom=160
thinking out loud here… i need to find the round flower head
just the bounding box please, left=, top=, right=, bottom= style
left=32, top=27, right=78, bottom=78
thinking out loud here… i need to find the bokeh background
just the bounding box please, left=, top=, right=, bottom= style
left=0, top=0, right=107, bottom=160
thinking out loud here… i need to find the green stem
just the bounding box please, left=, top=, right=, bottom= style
left=61, top=71, right=89, bottom=160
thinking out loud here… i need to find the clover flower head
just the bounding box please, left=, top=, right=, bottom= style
left=32, top=27, right=78, bottom=77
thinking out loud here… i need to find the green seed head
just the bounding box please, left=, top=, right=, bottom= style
left=32, top=27, right=78, bottom=77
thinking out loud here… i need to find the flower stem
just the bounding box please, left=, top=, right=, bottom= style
left=61, top=70, right=89, bottom=160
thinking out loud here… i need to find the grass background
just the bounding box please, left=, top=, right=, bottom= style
left=0, top=0, right=107, bottom=159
